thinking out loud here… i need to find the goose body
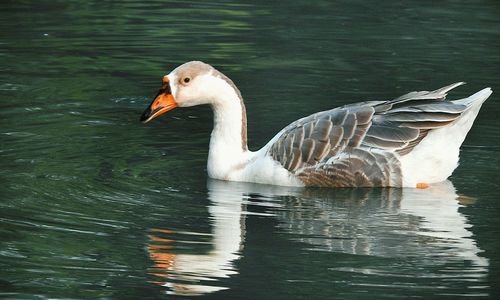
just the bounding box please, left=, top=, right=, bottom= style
left=141, top=61, right=492, bottom=188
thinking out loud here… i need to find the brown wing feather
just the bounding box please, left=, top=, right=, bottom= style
left=268, top=82, right=470, bottom=187
left=269, top=106, right=374, bottom=172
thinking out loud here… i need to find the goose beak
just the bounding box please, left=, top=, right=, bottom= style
left=140, top=76, right=177, bottom=123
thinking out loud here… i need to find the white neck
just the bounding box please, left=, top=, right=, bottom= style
left=206, top=78, right=249, bottom=180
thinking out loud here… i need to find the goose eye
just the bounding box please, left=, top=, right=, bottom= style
left=183, top=77, right=191, bottom=84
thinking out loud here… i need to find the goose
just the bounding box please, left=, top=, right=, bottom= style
left=140, top=61, right=492, bottom=188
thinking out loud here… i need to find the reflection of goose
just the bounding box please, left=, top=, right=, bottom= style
left=141, top=61, right=492, bottom=187
left=399, top=182, right=488, bottom=267
left=147, top=180, right=487, bottom=296
left=279, top=181, right=488, bottom=268
left=147, top=180, right=246, bottom=296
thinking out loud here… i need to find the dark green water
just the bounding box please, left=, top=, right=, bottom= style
left=1, top=0, right=500, bottom=299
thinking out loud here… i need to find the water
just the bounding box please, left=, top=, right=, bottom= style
left=1, top=0, right=500, bottom=299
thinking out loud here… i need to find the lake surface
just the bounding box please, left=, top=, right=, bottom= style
left=1, top=0, right=500, bottom=299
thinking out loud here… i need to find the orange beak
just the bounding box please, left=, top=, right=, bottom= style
left=140, top=76, right=178, bottom=123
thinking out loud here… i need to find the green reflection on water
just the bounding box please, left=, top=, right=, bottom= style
left=1, top=0, right=499, bottom=299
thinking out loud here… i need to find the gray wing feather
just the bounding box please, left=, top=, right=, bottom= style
left=301, top=138, right=316, bottom=163
left=297, top=149, right=402, bottom=187
left=310, top=119, right=333, bottom=142
left=378, top=112, right=460, bottom=123
left=392, top=82, right=465, bottom=102
left=366, top=121, right=419, bottom=142
left=399, top=120, right=454, bottom=129
left=385, top=102, right=467, bottom=114
left=268, top=82, right=470, bottom=187
left=363, top=136, right=408, bottom=149
left=269, top=107, right=372, bottom=170
left=329, top=126, right=343, bottom=149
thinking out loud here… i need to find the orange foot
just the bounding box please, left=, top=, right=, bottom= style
left=416, top=182, right=430, bottom=189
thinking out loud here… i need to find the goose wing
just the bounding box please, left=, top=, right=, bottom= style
left=267, top=82, right=468, bottom=187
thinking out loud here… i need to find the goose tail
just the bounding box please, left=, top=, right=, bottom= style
left=400, top=86, right=492, bottom=187
left=452, top=87, right=492, bottom=107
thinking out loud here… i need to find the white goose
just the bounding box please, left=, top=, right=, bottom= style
left=140, top=61, right=492, bottom=188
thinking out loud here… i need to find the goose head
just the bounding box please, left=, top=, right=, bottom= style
left=140, top=61, right=242, bottom=123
